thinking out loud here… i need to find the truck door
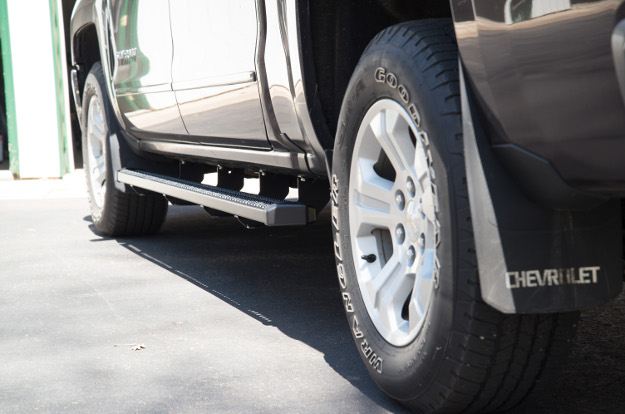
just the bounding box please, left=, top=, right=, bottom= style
left=169, top=0, right=270, bottom=149
left=109, top=0, right=187, bottom=137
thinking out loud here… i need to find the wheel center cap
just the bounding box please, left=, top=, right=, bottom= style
left=405, top=200, right=420, bottom=242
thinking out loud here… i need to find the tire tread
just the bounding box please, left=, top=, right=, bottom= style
left=357, top=20, right=578, bottom=414
left=83, top=63, right=168, bottom=238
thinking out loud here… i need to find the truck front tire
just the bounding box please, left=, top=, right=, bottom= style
left=331, top=20, right=579, bottom=413
left=82, top=62, right=168, bottom=237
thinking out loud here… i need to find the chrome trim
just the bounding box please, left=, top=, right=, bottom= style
left=115, top=47, right=137, bottom=65
left=117, top=169, right=310, bottom=226
left=116, top=83, right=172, bottom=96
left=255, top=0, right=288, bottom=151
left=70, top=68, right=82, bottom=122
left=138, top=140, right=309, bottom=173
left=172, top=72, right=256, bottom=91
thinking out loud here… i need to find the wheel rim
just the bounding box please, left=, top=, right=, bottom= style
left=349, top=99, right=439, bottom=347
left=86, top=95, right=107, bottom=209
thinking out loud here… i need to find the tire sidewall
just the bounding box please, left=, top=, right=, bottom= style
left=81, top=63, right=116, bottom=230
left=332, top=42, right=460, bottom=400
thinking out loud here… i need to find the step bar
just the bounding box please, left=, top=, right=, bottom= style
left=117, top=169, right=313, bottom=226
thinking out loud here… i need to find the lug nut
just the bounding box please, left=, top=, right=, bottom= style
left=418, top=233, right=425, bottom=252
left=395, top=191, right=405, bottom=210
left=406, top=177, right=416, bottom=198
left=407, top=246, right=416, bottom=266
left=396, top=225, right=406, bottom=244
left=418, top=201, right=424, bottom=217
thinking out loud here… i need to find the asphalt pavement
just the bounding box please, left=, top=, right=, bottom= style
left=0, top=171, right=623, bottom=413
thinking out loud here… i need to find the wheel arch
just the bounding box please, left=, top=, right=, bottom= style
left=70, top=0, right=119, bottom=131
left=305, top=0, right=453, bottom=147
left=72, top=23, right=100, bottom=82
left=71, top=3, right=179, bottom=191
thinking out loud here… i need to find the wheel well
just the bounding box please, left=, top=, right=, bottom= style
left=72, top=23, right=100, bottom=94
left=307, top=0, right=452, bottom=145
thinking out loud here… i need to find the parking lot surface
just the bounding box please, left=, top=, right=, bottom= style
left=0, top=173, right=623, bottom=413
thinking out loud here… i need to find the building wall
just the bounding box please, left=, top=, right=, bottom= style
left=0, top=0, right=73, bottom=178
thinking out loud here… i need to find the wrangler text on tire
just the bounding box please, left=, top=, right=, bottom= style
left=331, top=20, right=579, bottom=413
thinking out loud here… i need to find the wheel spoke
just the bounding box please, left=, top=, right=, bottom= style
left=370, top=110, right=415, bottom=175
left=363, top=254, right=402, bottom=308
left=408, top=299, right=422, bottom=332
left=377, top=267, right=413, bottom=333
left=387, top=110, right=416, bottom=171
left=353, top=202, right=394, bottom=232
left=355, top=161, right=393, bottom=207
left=416, top=277, right=433, bottom=317
left=353, top=161, right=394, bottom=231
left=93, top=159, right=106, bottom=186
left=416, top=249, right=434, bottom=300
left=89, top=107, right=105, bottom=138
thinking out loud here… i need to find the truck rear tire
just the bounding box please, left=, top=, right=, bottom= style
left=331, top=20, right=579, bottom=413
left=81, top=63, right=168, bottom=237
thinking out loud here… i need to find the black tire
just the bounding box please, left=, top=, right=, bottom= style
left=82, top=62, right=168, bottom=237
left=331, top=20, right=578, bottom=413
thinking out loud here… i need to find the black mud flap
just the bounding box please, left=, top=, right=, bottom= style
left=460, top=66, right=623, bottom=314
left=109, top=131, right=177, bottom=193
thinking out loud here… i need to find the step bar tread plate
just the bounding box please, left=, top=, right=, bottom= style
left=117, top=169, right=310, bottom=226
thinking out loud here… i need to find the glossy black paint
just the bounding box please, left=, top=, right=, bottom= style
left=451, top=0, right=625, bottom=195
left=70, top=0, right=323, bottom=176
left=72, top=0, right=625, bottom=192
left=169, top=1, right=270, bottom=149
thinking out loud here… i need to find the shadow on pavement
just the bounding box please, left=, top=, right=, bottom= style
left=89, top=205, right=408, bottom=413
left=87, top=204, right=625, bottom=414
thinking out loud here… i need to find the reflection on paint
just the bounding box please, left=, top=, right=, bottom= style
left=504, top=0, right=572, bottom=24
left=111, top=0, right=187, bottom=135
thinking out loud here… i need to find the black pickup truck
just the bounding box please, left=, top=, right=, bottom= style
left=69, top=1, right=625, bottom=412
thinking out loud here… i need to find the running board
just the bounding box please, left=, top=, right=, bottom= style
left=117, top=169, right=314, bottom=226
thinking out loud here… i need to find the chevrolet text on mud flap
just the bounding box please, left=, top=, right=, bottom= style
left=506, top=266, right=601, bottom=289
left=70, top=1, right=624, bottom=412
